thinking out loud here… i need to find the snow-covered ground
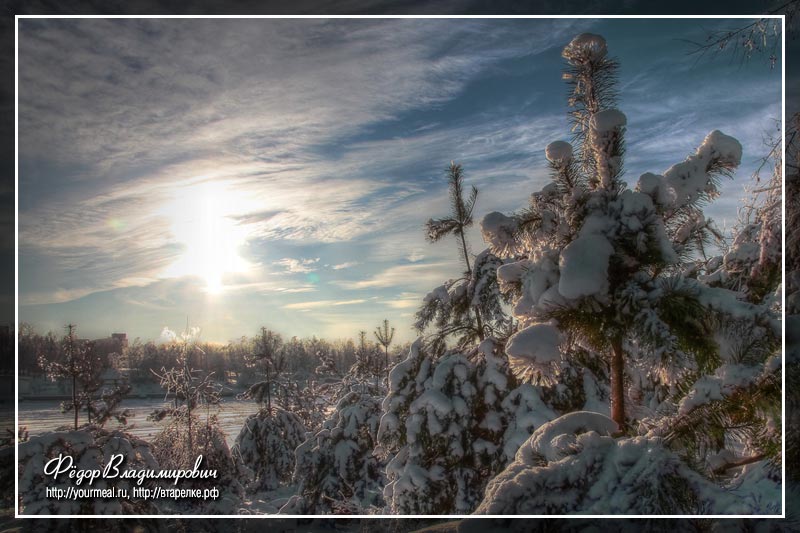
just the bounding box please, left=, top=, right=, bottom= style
left=16, top=398, right=259, bottom=447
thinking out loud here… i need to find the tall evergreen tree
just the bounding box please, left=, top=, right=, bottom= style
left=418, top=163, right=507, bottom=354
left=481, top=33, right=778, bottom=431
left=424, top=163, right=484, bottom=339
left=474, top=33, right=782, bottom=515
left=284, top=390, right=385, bottom=514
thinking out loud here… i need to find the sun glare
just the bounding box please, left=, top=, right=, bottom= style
left=160, top=180, right=254, bottom=294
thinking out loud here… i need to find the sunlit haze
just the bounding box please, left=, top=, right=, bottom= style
left=159, top=180, right=256, bottom=294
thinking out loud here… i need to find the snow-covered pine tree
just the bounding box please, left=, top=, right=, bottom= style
left=282, top=390, right=385, bottom=514
left=698, top=123, right=783, bottom=306
left=233, top=407, right=307, bottom=493
left=18, top=428, right=160, bottom=515
left=350, top=331, right=375, bottom=379
left=480, top=33, right=779, bottom=432
left=643, top=138, right=785, bottom=508
left=417, top=163, right=508, bottom=355
left=473, top=411, right=753, bottom=515
left=475, top=32, right=781, bottom=515
left=378, top=339, right=554, bottom=514
left=232, top=328, right=307, bottom=493
left=240, top=327, right=284, bottom=414
left=339, top=331, right=385, bottom=402
left=241, top=330, right=317, bottom=425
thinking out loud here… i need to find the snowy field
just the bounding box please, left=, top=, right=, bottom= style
left=16, top=398, right=259, bottom=447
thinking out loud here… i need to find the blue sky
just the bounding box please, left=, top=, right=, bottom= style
left=17, top=18, right=782, bottom=344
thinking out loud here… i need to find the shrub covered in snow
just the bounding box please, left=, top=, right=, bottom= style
left=148, top=330, right=242, bottom=513
left=334, top=332, right=390, bottom=419
left=474, top=412, right=754, bottom=515
left=232, top=407, right=307, bottom=492
left=18, top=427, right=160, bottom=515
left=378, top=339, right=554, bottom=514
left=282, top=391, right=385, bottom=514
left=150, top=415, right=244, bottom=514
left=698, top=136, right=783, bottom=307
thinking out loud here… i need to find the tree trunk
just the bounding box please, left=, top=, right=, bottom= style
left=459, top=230, right=485, bottom=341
left=459, top=231, right=472, bottom=278
left=72, top=376, right=78, bottom=431
left=610, top=337, right=625, bottom=430
left=476, top=313, right=485, bottom=340
left=266, top=364, right=272, bottom=415
left=187, top=411, right=193, bottom=451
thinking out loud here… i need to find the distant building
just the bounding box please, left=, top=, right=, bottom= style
left=90, top=333, right=129, bottom=369
left=92, top=333, right=127, bottom=353
left=111, top=333, right=128, bottom=349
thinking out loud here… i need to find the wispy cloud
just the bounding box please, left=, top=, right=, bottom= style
left=283, top=299, right=367, bottom=310
left=334, top=261, right=456, bottom=291
left=273, top=257, right=320, bottom=274
left=383, top=292, right=424, bottom=309
left=18, top=19, right=580, bottom=170
left=406, top=251, right=426, bottom=263
left=331, top=261, right=359, bottom=270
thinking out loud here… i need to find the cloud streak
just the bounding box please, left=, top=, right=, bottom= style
left=334, top=261, right=456, bottom=291
left=274, top=257, right=320, bottom=274
left=283, top=299, right=367, bottom=310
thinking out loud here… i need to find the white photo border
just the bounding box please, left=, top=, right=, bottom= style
left=13, top=12, right=788, bottom=520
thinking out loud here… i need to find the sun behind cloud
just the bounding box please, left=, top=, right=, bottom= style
left=159, top=179, right=255, bottom=294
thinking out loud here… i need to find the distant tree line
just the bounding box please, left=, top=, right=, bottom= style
left=18, top=322, right=411, bottom=389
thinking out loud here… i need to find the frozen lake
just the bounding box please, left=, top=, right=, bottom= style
left=9, top=398, right=261, bottom=447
